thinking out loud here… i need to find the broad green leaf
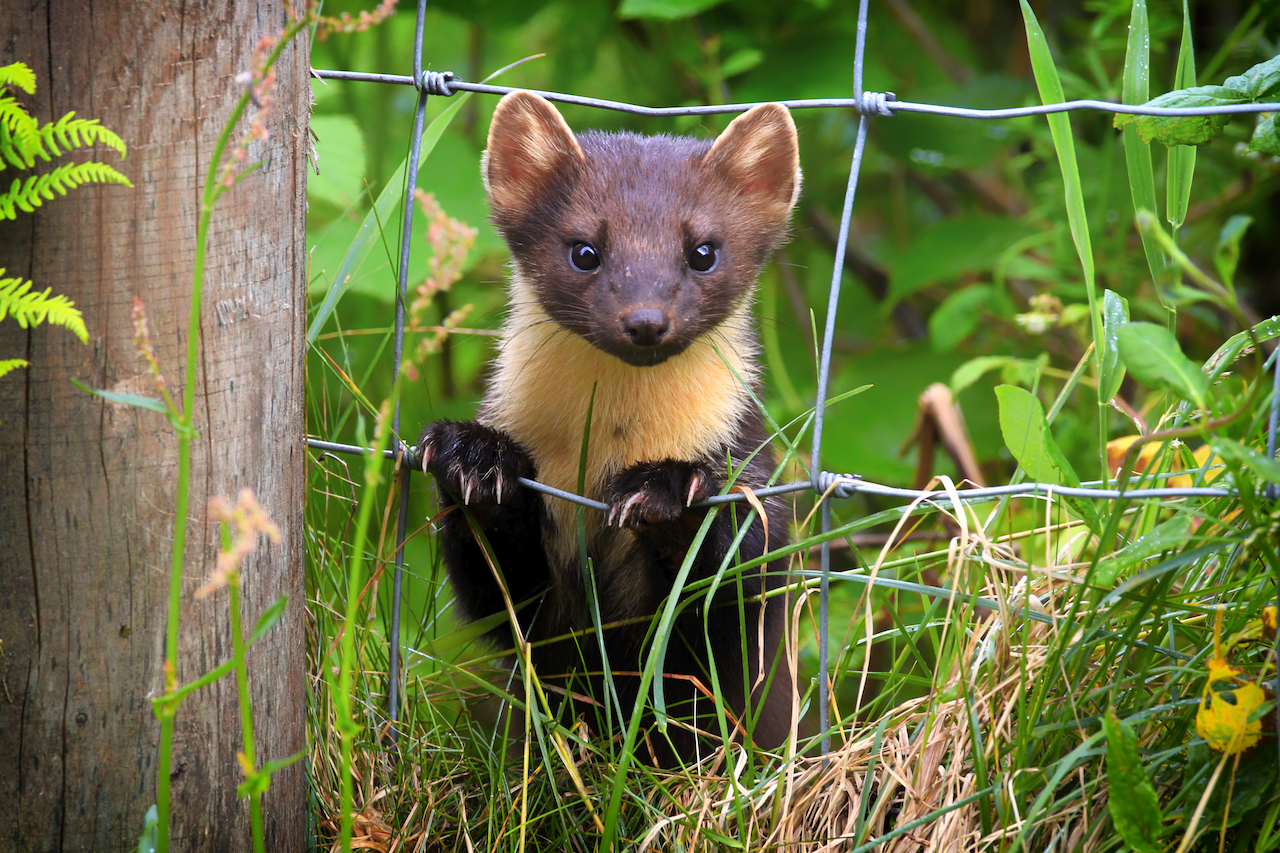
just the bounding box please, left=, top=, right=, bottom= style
left=248, top=595, right=289, bottom=644
left=1020, top=1, right=1098, bottom=382
left=951, top=354, right=1045, bottom=396
left=306, top=116, right=367, bottom=210
left=1247, top=113, right=1280, bottom=156
left=307, top=91, right=472, bottom=345
left=1122, top=0, right=1164, bottom=286
left=1099, top=289, right=1129, bottom=404
left=1103, top=709, right=1163, bottom=853
left=888, top=217, right=1035, bottom=303
left=618, top=0, right=728, bottom=19
left=1115, top=322, right=1208, bottom=408
left=1214, top=215, right=1253, bottom=289
left=1096, top=514, right=1191, bottom=586
left=996, top=384, right=1078, bottom=486
left=1203, top=313, right=1280, bottom=379
left=1113, top=86, right=1241, bottom=146
left=1210, top=438, right=1280, bottom=484
left=721, top=48, right=764, bottom=78
left=71, top=377, right=168, bottom=413
left=1166, top=0, right=1196, bottom=228
left=1222, top=53, right=1280, bottom=98
left=929, top=284, right=991, bottom=351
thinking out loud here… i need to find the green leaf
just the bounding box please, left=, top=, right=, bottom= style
left=1121, top=0, right=1164, bottom=287
left=1214, top=215, right=1253, bottom=289
left=307, top=92, right=471, bottom=344
left=1099, top=289, right=1129, bottom=404
left=0, top=62, right=37, bottom=95
left=248, top=595, right=289, bottom=645
left=70, top=377, right=169, bottom=414
left=721, top=48, right=764, bottom=78
left=1114, top=322, right=1208, bottom=408
left=1166, top=0, right=1196, bottom=229
left=1113, top=86, right=1241, bottom=147
left=617, top=0, right=727, bottom=19
left=0, top=357, right=28, bottom=378
left=951, top=354, right=1045, bottom=396
left=307, top=115, right=368, bottom=210
left=1204, top=314, right=1280, bottom=380
left=888, top=216, right=1035, bottom=303
left=1247, top=113, right=1280, bottom=156
left=1209, top=438, right=1280, bottom=484
left=1096, top=513, right=1192, bottom=586
left=136, top=803, right=159, bottom=853
left=1020, top=1, right=1098, bottom=384
left=996, top=384, right=1080, bottom=486
left=929, top=284, right=991, bottom=351
left=1103, top=709, right=1164, bottom=853
left=1222, top=53, right=1280, bottom=99
left=0, top=270, right=88, bottom=340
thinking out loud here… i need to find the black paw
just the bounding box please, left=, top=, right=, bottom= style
left=418, top=421, right=535, bottom=507
left=605, top=460, right=718, bottom=530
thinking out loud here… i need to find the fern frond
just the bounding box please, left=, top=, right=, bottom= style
left=0, top=93, right=41, bottom=169
left=0, top=270, right=89, bottom=342
left=0, top=161, right=132, bottom=219
left=0, top=358, right=30, bottom=379
left=40, top=113, right=128, bottom=160
left=0, top=62, right=37, bottom=95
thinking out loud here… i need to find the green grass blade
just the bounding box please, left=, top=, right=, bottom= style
left=1167, top=0, right=1197, bottom=229
left=1019, top=2, right=1098, bottom=380
left=306, top=92, right=472, bottom=345
left=1122, top=0, right=1165, bottom=288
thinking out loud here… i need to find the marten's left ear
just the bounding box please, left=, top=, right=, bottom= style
left=702, top=103, right=801, bottom=214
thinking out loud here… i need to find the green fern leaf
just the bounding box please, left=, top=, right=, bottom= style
left=0, top=270, right=89, bottom=342
left=41, top=113, right=128, bottom=160
left=0, top=63, right=36, bottom=95
left=0, top=161, right=132, bottom=219
left=0, top=93, right=41, bottom=169
left=0, top=357, right=30, bottom=378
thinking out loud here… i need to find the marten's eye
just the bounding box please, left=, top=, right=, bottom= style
left=569, top=242, right=600, bottom=272
left=688, top=242, right=717, bottom=273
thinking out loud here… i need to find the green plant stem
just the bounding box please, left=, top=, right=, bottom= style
left=336, top=392, right=398, bottom=853
left=154, top=15, right=311, bottom=853
left=228, top=571, right=265, bottom=853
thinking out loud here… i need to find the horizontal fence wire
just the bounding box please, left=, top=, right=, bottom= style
left=312, top=68, right=1280, bottom=120
left=309, top=0, right=1280, bottom=754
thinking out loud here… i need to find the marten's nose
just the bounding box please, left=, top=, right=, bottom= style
left=621, top=308, right=670, bottom=347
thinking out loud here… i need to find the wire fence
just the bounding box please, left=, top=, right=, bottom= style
left=307, top=0, right=1280, bottom=751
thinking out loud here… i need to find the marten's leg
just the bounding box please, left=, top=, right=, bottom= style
left=419, top=421, right=551, bottom=632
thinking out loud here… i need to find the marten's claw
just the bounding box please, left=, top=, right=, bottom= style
left=606, top=460, right=718, bottom=531
left=418, top=420, right=536, bottom=508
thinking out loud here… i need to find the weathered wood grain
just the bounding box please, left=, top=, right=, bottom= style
left=0, top=3, right=308, bottom=849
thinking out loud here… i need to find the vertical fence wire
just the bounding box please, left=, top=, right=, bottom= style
left=385, top=0, right=432, bottom=733
left=811, top=0, right=871, bottom=756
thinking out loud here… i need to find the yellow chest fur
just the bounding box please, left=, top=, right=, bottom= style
left=479, top=278, right=757, bottom=566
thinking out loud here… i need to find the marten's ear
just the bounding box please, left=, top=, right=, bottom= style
left=702, top=103, right=801, bottom=215
left=483, top=92, right=584, bottom=217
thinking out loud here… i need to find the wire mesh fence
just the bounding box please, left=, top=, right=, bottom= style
left=307, top=0, right=1280, bottom=751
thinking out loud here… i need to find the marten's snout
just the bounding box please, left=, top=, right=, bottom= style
left=620, top=308, right=671, bottom=347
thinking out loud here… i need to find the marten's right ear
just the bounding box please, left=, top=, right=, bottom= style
left=483, top=92, right=584, bottom=217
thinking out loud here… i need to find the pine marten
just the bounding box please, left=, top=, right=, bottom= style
left=419, top=91, right=799, bottom=766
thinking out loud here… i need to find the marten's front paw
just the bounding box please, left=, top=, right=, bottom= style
left=606, top=460, right=718, bottom=530
left=418, top=421, right=535, bottom=506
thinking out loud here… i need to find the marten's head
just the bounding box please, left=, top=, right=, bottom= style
left=483, top=92, right=800, bottom=367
